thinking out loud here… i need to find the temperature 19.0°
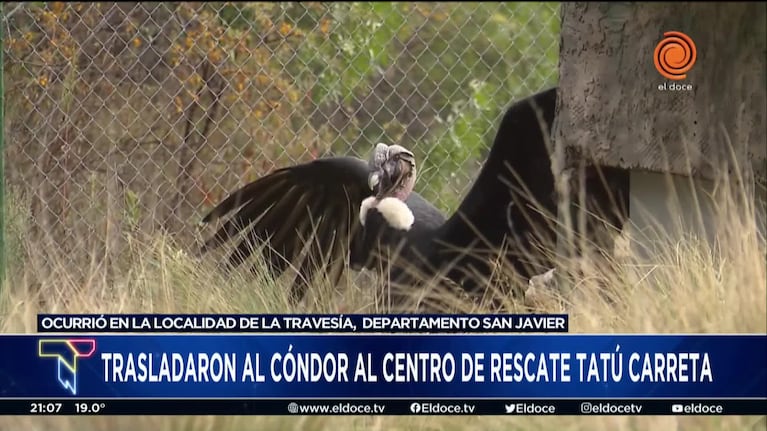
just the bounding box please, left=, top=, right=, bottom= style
left=75, top=402, right=106, bottom=414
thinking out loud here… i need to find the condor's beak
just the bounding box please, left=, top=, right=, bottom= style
left=382, top=158, right=402, bottom=184
left=378, top=157, right=414, bottom=199
left=376, top=160, right=400, bottom=199
left=367, top=143, right=415, bottom=200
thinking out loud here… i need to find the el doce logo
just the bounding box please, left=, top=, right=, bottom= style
left=654, top=31, right=697, bottom=80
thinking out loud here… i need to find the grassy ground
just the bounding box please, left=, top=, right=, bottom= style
left=0, top=178, right=765, bottom=430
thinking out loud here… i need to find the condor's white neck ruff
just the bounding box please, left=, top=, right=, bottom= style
left=360, top=196, right=415, bottom=231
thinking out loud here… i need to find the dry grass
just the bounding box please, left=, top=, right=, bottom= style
left=0, top=176, right=765, bottom=431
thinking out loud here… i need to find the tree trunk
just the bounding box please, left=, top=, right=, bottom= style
left=553, top=2, right=767, bottom=258
left=555, top=2, right=766, bottom=181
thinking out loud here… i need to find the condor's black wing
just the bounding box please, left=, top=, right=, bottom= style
left=431, top=88, right=560, bottom=286
left=200, top=156, right=374, bottom=301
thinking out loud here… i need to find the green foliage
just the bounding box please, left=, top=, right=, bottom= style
left=305, top=3, right=409, bottom=105
left=293, top=3, right=560, bottom=211
left=295, top=2, right=560, bottom=212
left=418, top=79, right=499, bottom=212
left=4, top=2, right=560, bottom=240
left=196, top=3, right=560, bottom=212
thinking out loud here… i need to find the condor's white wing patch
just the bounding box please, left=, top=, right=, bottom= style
left=359, top=196, right=414, bottom=231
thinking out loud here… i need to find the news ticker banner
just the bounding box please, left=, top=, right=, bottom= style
left=36, top=313, right=570, bottom=333
left=0, top=334, right=765, bottom=401
left=6, top=398, right=767, bottom=415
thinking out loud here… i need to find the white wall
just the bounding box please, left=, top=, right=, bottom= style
left=627, top=170, right=766, bottom=257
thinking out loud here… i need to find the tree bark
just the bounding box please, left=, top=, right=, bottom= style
left=554, top=2, right=766, bottom=182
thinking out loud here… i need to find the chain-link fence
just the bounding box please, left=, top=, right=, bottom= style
left=2, top=2, right=560, bottom=278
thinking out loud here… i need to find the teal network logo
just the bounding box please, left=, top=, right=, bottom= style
left=38, top=339, right=96, bottom=395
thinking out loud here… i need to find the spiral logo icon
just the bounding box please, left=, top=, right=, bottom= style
left=654, top=31, right=697, bottom=80
left=287, top=402, right=299, bottom=414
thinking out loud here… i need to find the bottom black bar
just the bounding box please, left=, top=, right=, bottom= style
left=7, top=398, right=766, bottom=415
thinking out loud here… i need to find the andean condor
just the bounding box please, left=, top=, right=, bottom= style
left=199, top=87, right=628, bottom=307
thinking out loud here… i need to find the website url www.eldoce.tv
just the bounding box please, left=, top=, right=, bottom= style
left=287, top=401, right=386, bottom=415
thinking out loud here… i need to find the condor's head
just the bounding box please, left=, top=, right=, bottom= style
left=367, top=143, right=416, bottom=201
left=360, top=143, right=417, bottom=231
